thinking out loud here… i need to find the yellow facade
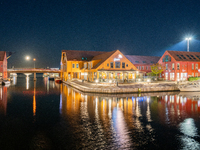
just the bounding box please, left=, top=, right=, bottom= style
left=61, top=50, right=140, bottom=82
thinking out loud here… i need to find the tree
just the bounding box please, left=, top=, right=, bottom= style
left=150, top=63, right=164, bottom=79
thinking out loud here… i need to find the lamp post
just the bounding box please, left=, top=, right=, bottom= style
left=185, top=37, right=192, bottom=52
left=33, top=58, right=36, bottom=69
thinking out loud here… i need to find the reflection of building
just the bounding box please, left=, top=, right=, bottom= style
left=159, top=50, right=200, bottom=81
left=61, top=50, right=141, bottom=82
left=0, top=51, right=7, bottom=79
left=0, top=86, right=7, bottom=115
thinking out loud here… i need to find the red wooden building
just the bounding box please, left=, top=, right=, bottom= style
left=158, top=50, right=200, bottom=81
left=125, top=55, right=160, bottom=74
left=0, top=51, right=7, bottom=79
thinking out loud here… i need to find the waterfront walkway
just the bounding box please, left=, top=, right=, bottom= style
left=63, top=79, right=180, bottom=94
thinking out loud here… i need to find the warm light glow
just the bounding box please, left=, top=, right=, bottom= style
left=26, top=56, right=30, bottom=60
left=33, top=58, right=36, bottom=61
left=95, top=79, right=98, bottom=83
left=118, top=54, right=122, bottom=58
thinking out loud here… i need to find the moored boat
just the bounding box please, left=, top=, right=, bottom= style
left=2, top=80, right=11, bottom=86
left=48, top=77, right=54, bottom=81
left=55, top=78, right=62, bottom=83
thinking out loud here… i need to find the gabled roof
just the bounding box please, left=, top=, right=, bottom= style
left=92, top=50, right=117, bottom=69
left=166, top=50, right=200, bottom=61
left=125, top=55, right=160, bottom=64
left=0, top=51, right=6, bottom=61
left=62, top=50, right=105, bottom=61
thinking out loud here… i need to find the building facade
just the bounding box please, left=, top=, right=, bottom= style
left=158, top=50, right=200, bottom=81
left=0, top=51, right=7, bottom=79
left=125, top=55, right=160, bottom=74
left=61, top=50, right=142, bottom=83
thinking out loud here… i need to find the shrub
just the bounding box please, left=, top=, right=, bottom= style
left=188, top=77, right=200, bottom=81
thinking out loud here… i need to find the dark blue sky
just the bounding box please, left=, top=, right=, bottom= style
left=1, top=0, right=200, bottom=68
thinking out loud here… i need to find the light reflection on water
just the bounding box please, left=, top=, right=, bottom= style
left=0, top=77, right=200, bottom=149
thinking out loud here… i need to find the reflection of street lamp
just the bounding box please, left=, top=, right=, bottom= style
left=185, top=37, right=192, bottom=52
left=33, top=58, right=36, bottom=69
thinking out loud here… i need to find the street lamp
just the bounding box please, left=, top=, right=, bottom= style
left=185, top=37, right=192, bottom=52
left=33, top=58, right=36, bottom=69
left=26, top=56, right=30, bottom=60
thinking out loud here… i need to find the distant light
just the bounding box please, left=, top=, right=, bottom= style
left=118, top=54, right=122, bottom=58
left=33, top=58, right=36, bottom=61
left=26, top=56, right=30, bottom=60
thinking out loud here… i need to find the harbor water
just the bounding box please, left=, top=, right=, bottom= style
left=0, top=76, right=200, bottom=149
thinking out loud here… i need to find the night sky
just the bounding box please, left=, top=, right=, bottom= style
left=1, top=0, right=200, bottom=68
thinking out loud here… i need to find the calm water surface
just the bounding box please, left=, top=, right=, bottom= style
left=0, top=77, right=200, bottom=149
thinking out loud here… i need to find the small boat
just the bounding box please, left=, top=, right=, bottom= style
left=178, top=81, right=200, bottom=91
left=55, top=78, right=62, bottom=83
left=48, top=77, right=54, bottom=81
left=2, top=80, right=11, bottom=86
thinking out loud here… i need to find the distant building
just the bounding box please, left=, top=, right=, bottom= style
left=158, top=50, right=200, bottom=81
left=0, top=51, right=7, bottom=79
left=125, top=55, right=161, bottom=74
left=60, top=50, right=143, bottom=82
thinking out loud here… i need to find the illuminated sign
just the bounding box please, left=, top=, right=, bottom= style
left=114, top=58, right=120, bottom=61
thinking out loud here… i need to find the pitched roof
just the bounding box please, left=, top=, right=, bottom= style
left=125, top=55, right=160, bottom=64
left=62, top=50, right=105, bottom=61
left=166, top=50, right=200, bottom=61
left=0, top=51, right=6, bottom=61
left=92, top=50, right=117, bottom=69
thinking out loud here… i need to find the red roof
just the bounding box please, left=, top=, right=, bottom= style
left=166, top=50, right=200, bottom=61
left=125, top=55, right=160, bottom=64
left=0, top=51, right=6, bottom=61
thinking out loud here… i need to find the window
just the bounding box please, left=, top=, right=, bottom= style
left=192, top=63, right=194, bottom=70
left=88, top=63, right=90, bottom=69
left=196, top=73, right=198, bottom=77
left=192, top=73, right=194, bottom=77
left=172, top=63, right=174, bottom=70
left=72, top=64, right=75, bottom=68
left=169, top=57, right=171, bottom=61
left=142, top=66, right=144, bottom=70
left=110, top=62, right=113, bottom=68
left=143, top=61, right=146, bottom=63
left=177, top=63, right=180, bottom=70
left=126, top=64, right=128, bottom=67
left=107, top=63, right=109, bottom=67
left=166, top=64, right=168, bottom=70
left=151, top=61, right=154, bottom=63
left=91, top=62, right=93, bottom=68
left=165, top=55, right=169, bottom=62
left=139, top=66, right=141, bottom=70
left=162, top=58, right=164, bottom=62
left=115, top=62, right=120, bottom=68
left=135, top=61, right=139, bottom=63
left=146, top=66, right=148, bottom=70
left=196, top=64, right=198, bottom=70
left=137, top=66, right=139, bottom=69
left=122, top=62, right=125, bottom=68
left=84, top=63, right=87, bottom=69
left=76, top=63, right=79, bottom=68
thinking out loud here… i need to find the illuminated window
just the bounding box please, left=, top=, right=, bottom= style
left=72, top=64, right=75, bottom=68
left=196, top=64, right=198, bottom=70
left=110, top=62, right=113, bottom=68
left=146, top=66, right=148, bottom=70
left=172, top=63, right=174, bottom=70
left=142, top=66, right=144, bottom=70
left=115, top=62, right=120, bottom=68
left=122, top=62, right=125, bottom=68
left=177, top=63, right=180, bottom=70
left=192, top=63, right=194, bottom=70
left=76, top=63, right=79, bottom=68
left=195, top=73, right=198, bottom=77
left=166, top=64, right=168, bottom=70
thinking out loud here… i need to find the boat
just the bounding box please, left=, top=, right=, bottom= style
left=2, top=80, right=11, bottom=86
left=178, top=81, right=200, bottom=91
left=55, top=78, right=62, bottom=83
left=48, top=77, right=54, bottom=81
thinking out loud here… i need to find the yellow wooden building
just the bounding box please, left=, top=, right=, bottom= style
left=60, top=50, right=143, bottom=83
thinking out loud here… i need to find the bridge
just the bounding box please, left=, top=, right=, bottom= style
left=7, top=68, right=61, bottom=73
left=7, top=68, right=61, bottom=80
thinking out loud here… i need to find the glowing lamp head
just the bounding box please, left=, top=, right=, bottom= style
left=26, top=56, right=30, bottom=60
left=33, top=58, right=36, bottom=61
left=95, top=79, right=98, bottom=83
left=185, top=37, right=192, bottom=40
